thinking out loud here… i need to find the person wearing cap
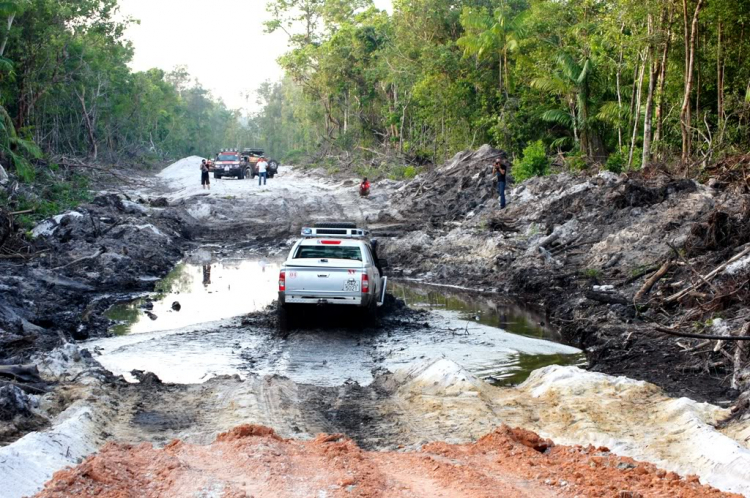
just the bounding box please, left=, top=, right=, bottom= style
left=200, top=159, right=211, bottom=190
left=256, top=156, right=268, bottom=186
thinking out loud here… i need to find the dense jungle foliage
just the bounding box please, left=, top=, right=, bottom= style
left=1, top=0, right=749, bottom=192
left=0, top=0, right=246, bottom=173
left=255, top=0, right=750, bottom=170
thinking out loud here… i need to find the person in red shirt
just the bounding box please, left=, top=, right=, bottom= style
left=359, top=177, right=371, bottom=197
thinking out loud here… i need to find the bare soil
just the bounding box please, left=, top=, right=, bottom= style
left=34, top=424, right=737, bottom=498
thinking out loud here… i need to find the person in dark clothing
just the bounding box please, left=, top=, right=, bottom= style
left=200, top=159, right=211, bottom=190
left=492, top=156, right=507, bottom=208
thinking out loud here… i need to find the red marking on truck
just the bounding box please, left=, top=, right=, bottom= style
left=348, top=269, right=355, bottom=275
left=320, top=240, right=342, bottom=245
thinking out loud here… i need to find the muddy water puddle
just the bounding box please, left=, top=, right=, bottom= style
left=91, top=254, right=583, bottom=386
left=105, top=253, right=282, bottom=335
left=389, top=281, right=586, bottom=385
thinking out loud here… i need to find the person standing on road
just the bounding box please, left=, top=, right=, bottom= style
left=200, top=159, right=211, bottom=190
left=492, top=155, right=508, bottom=209
left=257, top=156, right=268, bottom=186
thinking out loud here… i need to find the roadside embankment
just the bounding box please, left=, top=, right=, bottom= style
left=14, top=356, right=749, bottom=497
left=378, top=145, right=750, bottom=406
left=5, top=347, right=750, bottom=497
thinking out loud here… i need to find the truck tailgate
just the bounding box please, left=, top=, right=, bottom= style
left=285, top=259, right=363, bottom=300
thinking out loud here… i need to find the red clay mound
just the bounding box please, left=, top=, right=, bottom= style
left=35, top=424, right=739, bottom=498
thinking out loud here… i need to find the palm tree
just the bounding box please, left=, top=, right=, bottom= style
left=531, top=53, right=604, bottom=159
left=457, top=5, right=522, bottom=100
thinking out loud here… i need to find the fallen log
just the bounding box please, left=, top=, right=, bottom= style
left=0, top=364, right=43, bottom=384
left=634, top=260, right=672, bottom=301
left=585, top=290, right=628, bottom=305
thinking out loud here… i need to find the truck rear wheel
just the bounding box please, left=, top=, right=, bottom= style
left=277, top=302, right=295, bottom=330
left=362, top=300, right=378, bottom=325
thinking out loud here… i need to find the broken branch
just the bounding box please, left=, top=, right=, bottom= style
left=634, top=260, right=672, bottom=301
left=53, top=247, right=105, bottom=270
left=666, top=245, right=750, bottom=303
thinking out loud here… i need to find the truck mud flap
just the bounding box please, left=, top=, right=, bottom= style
left=378, top=276, right=388, bottom=307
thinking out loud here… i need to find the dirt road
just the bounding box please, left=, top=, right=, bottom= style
left=2, top=155, right=750, bottom=497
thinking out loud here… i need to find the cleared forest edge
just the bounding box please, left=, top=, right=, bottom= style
left=378, top=145, right=750, bottom=406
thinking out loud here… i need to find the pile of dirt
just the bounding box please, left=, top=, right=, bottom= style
left=383, top=145, right=502, bottom=226
left=379, top=147, right=750, bottom=406
left=34, top=423, right=737, bottom=498
left=0, top=192, right=202, bottom=363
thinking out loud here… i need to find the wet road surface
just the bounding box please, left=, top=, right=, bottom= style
left=91, top=251, right=582, bottom=385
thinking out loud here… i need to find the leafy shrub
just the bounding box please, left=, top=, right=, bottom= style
left=387, top=164, right=420, bottom=180
left=513, top=140, right=550, bottom=181
left=606, top=147, right=643, bottom=173
left=566, top=151, right=588, bottom=172
left=354, top=164, right=379, bottom=180
left=605, top=151, right=626, bottom=173
left=582, top=268, right=602, bottom=278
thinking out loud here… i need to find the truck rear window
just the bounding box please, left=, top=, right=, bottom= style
left=295, top=245, right=362, bottom=261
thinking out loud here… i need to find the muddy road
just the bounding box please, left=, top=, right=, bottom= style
left=2, top=154, right=750, bottom=497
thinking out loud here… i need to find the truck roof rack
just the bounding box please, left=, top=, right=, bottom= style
left=301, top=227, right=370, bottom=238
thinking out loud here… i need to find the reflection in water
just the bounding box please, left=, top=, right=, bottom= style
left=106, top=257, right=281, bottom=335
left=390, top=281, right=586, bottom=385
left=202, top=264, right=212, bottom=287
left=390, top=281, right=555, bottom=340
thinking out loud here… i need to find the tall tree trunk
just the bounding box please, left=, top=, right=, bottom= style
left=0, top=13, right=15, bottom=57
left=680, top=0, right=704, bottom=165
left=654, top=7, right=673, bottom=146
left=628, top=54, right=645, bottom=169
left=716, top=20, right=725, bottom=141
left=498, top=56, right=504, bottom=100
left=616, top=23, right=625, bottom=149
left=643, top=12, right=660, bottom=167
left=76, top=88, right=98, bottom=161
left=503, top=50, right=510, bottom=100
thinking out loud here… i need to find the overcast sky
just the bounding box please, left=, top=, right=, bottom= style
left=118, top=0, right=392, bottom=113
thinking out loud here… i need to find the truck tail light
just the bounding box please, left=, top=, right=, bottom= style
left=279, top=270, right=286, bottom=291
left=361, top=273, right=369, bottom=293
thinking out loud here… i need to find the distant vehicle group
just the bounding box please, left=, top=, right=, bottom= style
left=209, top=148, right=279, bottom=180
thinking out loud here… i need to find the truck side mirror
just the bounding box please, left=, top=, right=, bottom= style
left=379, top=258, right=389, bottom=268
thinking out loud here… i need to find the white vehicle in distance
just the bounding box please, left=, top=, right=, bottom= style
left=278, top=222, right=388, bottom=320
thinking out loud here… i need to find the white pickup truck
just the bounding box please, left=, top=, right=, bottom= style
left=278, top=223, right=388, bottom=318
